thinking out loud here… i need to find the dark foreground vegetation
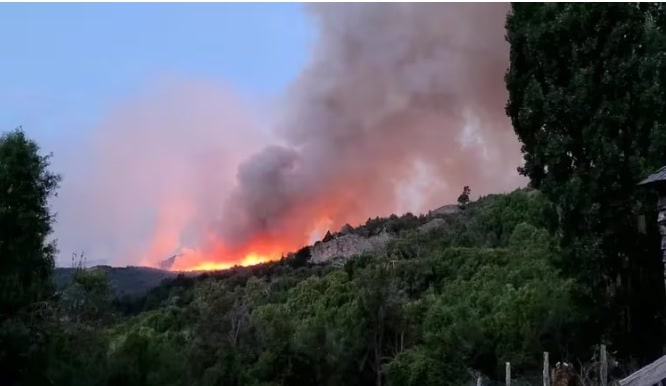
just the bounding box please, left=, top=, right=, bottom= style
left=4, top=3, right=666, bottom=385
left=54, top=265, right=178, bottom=298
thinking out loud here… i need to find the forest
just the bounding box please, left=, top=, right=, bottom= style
left=3, top=3, right=666, bottom=385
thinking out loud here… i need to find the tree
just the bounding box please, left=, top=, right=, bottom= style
left=357, top=264, right=407, bottom=386
left=0, top=127, right=61, bottom=317
left=505, top=3, right=666, bottom=362
left=0, top=128, right=61, bottom=384
left=61, top=264, right=115, bottom=324
left=457, top=186, right=471, bottom=209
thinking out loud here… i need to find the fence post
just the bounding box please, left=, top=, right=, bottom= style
left=543, top=351, right=550, bottom=386
left=506, top=362, right=511, bottom=386
left=600, top=344, right=608, bottom=386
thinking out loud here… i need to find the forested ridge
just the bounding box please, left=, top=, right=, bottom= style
left=4, top=3, right=666, bottom=385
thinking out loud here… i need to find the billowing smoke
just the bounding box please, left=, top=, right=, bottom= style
left=212, top=3, right=523, bottom=253
left=52, top=3, right=525, bottom=269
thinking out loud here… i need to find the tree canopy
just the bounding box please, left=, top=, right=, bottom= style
left=0, top=128, right=61, bottom=317
left=0, top=127, right=62, bottom=384
left=506, top=2, right=666, bottom=361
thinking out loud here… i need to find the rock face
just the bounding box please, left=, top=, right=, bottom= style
left=309, top=202, right=458, bottom=264
left=310, top=232, right=393, bottom=264
left=431, top=204, right=460, bottom=216
left=418, top=218, right=446, bottom=233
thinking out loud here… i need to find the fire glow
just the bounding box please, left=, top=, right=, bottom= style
left=173, top=241, right=292, bottom=272
left=139, top=220, right=309, bottom=272
left=138, top=206, right=338, bottom=271
left=175, top=251, right=273, bottom=272
left=167, top=213, right=337, bottom=271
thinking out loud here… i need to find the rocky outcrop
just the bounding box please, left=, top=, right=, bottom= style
left=418, top=218, right=446, bottom=233
left=310, top=232, right=393, bottom=264
left=309, top=203, right=459, bottom=264
left=431, top=204, right=460, bottom=216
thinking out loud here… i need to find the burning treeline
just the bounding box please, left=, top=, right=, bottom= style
left=54, top=3, right=525, bottom=271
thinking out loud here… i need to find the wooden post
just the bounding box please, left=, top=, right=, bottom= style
left=600, top=344, right=608, bottom=386
left=658, top=196, right=666, bottom=289
left=476, top=376, right=482, bottom=386
left=506, top=362, right=511, bottom=386
left=543, top=351, right=550, bottom=386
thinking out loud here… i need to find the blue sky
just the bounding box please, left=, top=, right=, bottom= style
left=0, top=2, right=314, bottom=144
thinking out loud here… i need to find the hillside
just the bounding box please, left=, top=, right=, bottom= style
left=11, top=186, right=640, bottom=386
left=55, top=200, right=464, bottom=297
left=34, top=186, right=646, bottom=386
left=71, top=188, right=592, bottom=385
left=53, top=202, right=461, bottom=297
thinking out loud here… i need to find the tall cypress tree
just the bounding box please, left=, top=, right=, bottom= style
left=506, top=3, right=666, bottom=363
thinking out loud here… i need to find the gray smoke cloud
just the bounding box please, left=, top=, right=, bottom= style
left=213, top=3, right=525, bottom=253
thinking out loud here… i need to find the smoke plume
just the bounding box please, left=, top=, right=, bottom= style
left=53, top=3, right=526, bottom=269
left=211, top=3, right=523, bottom=252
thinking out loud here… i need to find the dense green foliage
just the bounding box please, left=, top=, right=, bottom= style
left=0, top=128, right=61, bottom=384
left=5, top=3, right=666, bottom=385
left=55, top=264, right=179, bottom=298
left=506, top=2, right=666, bottom=361
left=0, top=128, right=61, bottom=315
left=2, top=182, right=589, bottom=385
left=49, top=192, right=612, bottom=386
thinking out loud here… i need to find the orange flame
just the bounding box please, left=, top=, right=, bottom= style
left=176, top=251, right=272, bottom=272
left=168, top=240, right=292, bottom=272
left=138, top=197, right=338, bottom=272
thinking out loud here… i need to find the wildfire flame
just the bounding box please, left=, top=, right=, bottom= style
left=139, top=223, right=308, bottom=272
left=169, top=240, right=291, bottom=272
left=175, top=250, right=273, bottom=272
left=138, top=200, right=336, bottom=272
